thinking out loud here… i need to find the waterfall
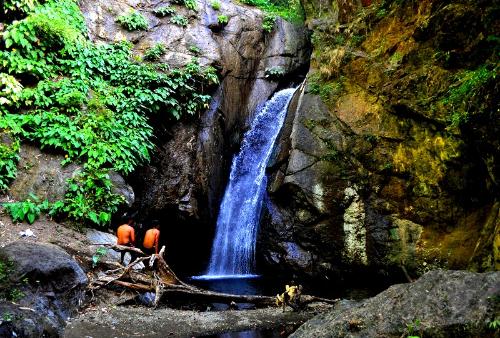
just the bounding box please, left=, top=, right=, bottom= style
left=198, top=88, right=296, bottom=279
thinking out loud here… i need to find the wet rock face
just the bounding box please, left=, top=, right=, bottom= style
left=291, top=270, right=500, bottom=338
left=0, top=242, right=87, bottom=337
left=259, top=0, right=499, bottom=284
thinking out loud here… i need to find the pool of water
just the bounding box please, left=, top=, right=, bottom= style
left=200, top=328, right=286, bottom=338
left=190, top=275, right=283, bottom=296
left=188, top=275, right=280, bottom=310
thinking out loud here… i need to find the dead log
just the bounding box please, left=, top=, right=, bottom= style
left=112, top=280, right=153, bottom=292
left=89, top=245, right=339, bottom=308
left=158, top=287, right=276, bottom=306
left=94, top=274, right=337, bottom=308
left=97, top=279, right=275, bottom=306
left=300, top=295, right=339, bottom=305
left=91, top=243, right=146, bottom=256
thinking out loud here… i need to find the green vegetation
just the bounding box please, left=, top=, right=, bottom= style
left=239, top=0, right=303, bottom=23
left=211, top=0, right=221, bottom=10
left=92, top=247, right=108, bottom=267
left=0, top=0, right=218, bottom=227
left=405, top=319, right=421, bottom=338
left=144, top=43, right=167, bottom=61
left=264, top=66, right=285, bottom=80
left=217, top=14, right=229, bottom=25
left=0, top=136, right=20, bottom=192
left=2, top=312, right=13, bottom=322
left=153, top=6, right=176, bottom=17
left=3, top=0, right=39, bottom=18
left=171, top=14, right=189, bottom=27
left=441, top=64, right=498, bottom=128
left=488, top=318, right=500, bottom=330
left=308, top=73, right=344, bottom=105
left=0, top=74, right=23, bottom=113
left=116, top=11, right=148, bottom=31
left=184, top=0, right=198, bottom=11
left=262, top=14, right=276, bottom=33
left=188, top=45, right=202, bottom=55
left=51, top=169, right=125, bottom=226
left=172, top=0, right=197, bottom=11
left=2, top=195, right=49, bottom=224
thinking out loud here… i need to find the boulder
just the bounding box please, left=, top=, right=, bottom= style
left=86, top=229, right=120, bottom=261
left=291, top=270, right=500, bottom=338
left=7, top=144, right=80, bottom=203
left=0, top=242, right=87, bottom=337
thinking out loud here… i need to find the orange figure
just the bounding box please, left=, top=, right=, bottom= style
left=143, top=223, right=160, bottom=255
left=116, top=218, right=136, bottom=264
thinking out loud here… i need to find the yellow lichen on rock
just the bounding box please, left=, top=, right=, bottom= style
left=392, top=130, right=461, bottom=195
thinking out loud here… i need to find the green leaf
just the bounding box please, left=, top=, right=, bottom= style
left=27, top=213, right=36, bottom=224
left=88, top=211, right=98, bottom=224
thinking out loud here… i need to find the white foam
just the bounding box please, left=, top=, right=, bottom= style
left=190, top=274, right=261, bottom=281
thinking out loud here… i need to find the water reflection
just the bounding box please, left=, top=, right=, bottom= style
left=202, top=328, right=283, bottom=338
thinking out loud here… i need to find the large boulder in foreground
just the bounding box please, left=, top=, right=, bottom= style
left=0, top=242, right=87, bottom=337
left=291, top=270, right=500, bottom=338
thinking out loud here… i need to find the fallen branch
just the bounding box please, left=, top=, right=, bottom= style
left=89, top=245, right=339, bottom=308
left=300, top=295, right=339, bottom=305
left=112, top=280, right=153, bottom=292
left=91, top=243, right=146, bottom=256
left=159, top=287, right=275, bottom=306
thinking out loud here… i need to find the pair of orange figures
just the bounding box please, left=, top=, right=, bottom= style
left=116, top=219, right=160, bottom=264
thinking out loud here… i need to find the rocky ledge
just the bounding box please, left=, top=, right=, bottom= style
left=291, top=269, right=500, bottom=338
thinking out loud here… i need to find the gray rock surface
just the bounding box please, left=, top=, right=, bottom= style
left=6, top=144, right=134, bottom=206
left=290, top=270, right=500, bottom=338
left=86, top=229, right=120, bottom=260
left=0, top=242, right=87, bottom=337
left=7, top=144, right=80, bottom=203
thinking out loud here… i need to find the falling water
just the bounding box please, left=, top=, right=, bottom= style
left=197, top=88, right=296, bottom=279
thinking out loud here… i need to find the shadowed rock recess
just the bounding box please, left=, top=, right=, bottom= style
left=258, top=0, right=499, bottom=286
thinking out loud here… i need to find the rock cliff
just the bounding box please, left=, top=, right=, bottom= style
left=259, top=0, right=499, bottom=285
left=78, top=0, right=310, bottom=272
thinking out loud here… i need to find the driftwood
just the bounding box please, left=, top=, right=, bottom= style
left=90, top=245, right=339, bottom=309
left=91, top=243, right=147, bottom=256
